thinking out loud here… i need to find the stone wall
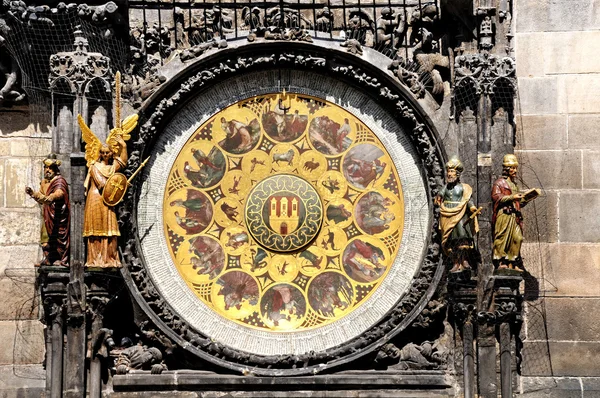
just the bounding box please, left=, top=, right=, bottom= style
left=515, top=0, right=600, bottom=395
left=0, top=109, right=50, bottom=396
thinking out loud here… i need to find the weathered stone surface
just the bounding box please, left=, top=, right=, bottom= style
left=517, top=78, right=563, bottom=115
left=0, top=140, right=10, bottom=156
left=0, top=245, right=39, bottom=320
left=520, top=376, right=581, bottom=398
left=0, top=211, right=40, bottom=246
left=516, top=0, right=599, bottom=33
left=515, top=33, right=546, bottom=78
left=559, top=75, right=600, bottom=113
left=0, top=159, right=4, bottom=208
left=0, top=320, right=45, bottom=365
left=5, top=158, right=30, bottom=208
left=559, top=191, right=600, bottom=242
left=515, top=150, right=582, bottom=190
left=0, top=112, right=51, bottom=137
left=516, top=115, right=567, bottom=150
left=582, top=378, right=600, bottom=396
left=521, top=190, right=558, bottom=243
left=9, top=138, right=51, bottom=158
left=523, top=341, right=600, bottom=377
left=542, top=31, right=600, bottom=74
left=569, top=115, right=600, bottom=149
left=0, top=364, right=45, bottom=397
left=544, top=298, right=600, bottom=341
left=540, top=244, right=600, bottom=297
left=583, top=150, right=600, bottom=189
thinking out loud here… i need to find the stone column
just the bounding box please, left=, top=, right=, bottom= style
left=64, top=262, right=87, bottom=398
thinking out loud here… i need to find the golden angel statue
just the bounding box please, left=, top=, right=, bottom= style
left=79, top=72, right=138, bottom=268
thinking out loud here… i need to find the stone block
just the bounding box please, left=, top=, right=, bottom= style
left=559, top=192, right=600, bottom=242
left=522, top=341, right=600, bottom=377
left=515, top=33, right=546, bottom=78
left=0, top=139, right=10, bottom=156
left=516, top=0, right=597, bottom=32
left=516, top=115, right=567, bottom=150
left=0, top=245, right=40, bottom=321
left=9, top=138, right=51, bottom=158
left=543, top=31, right=600, bottom=74
left=520, top=190, right=558, bottom=242
left=515, top=150, right=582, bottom=190
left=0, top=211, right=40, bottom=246
left=0, top=320, right=45, bottom=365
left=568, top=115, right=600, bottom=149
left=0, top=159, right=4, bottom=208
left=583, top=150, right=600, bottom=188
left=559, top=75, right=600, bottom=114
left=542, top=244, right=600, bottom=297
left=544, top=298, right=600, bottom=341
left=520, top=376, right=581, bottom=397
left=583, top=378, right=600, bottom=397
left=517, top=78, right=562, bottom=115
left=0, top=364, right=45, bottom=396
left=5, top=158, right=29, bottom=208
left=0, top=111, right=51, bottom=138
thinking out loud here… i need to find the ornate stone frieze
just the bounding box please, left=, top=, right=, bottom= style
left=49, top=29, right=110, bottom=92
left=454, top=51, right=515, bottom=95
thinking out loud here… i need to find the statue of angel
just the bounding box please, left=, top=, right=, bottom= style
left=79, top=72, right=138, bottom=268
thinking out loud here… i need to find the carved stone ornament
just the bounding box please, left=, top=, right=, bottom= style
left=454, top=52, right=516, bottom=95
left=49, top=28, right=110, bottom=91
left=118, top=44, right=445, bottom=376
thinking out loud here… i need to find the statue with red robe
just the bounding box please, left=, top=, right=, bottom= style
left=26, top=154, right=70, bottom=267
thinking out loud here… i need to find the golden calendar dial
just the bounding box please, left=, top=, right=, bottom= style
left=163, top=93, right=405, bottom=332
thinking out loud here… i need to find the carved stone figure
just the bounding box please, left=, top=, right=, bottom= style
left=435, top=158, right=480, bottom=272
left=79, top=73, right=138, bottom=268
left=492, top=154, right=539, bottom=272
left=112, top=344, right=166, bottom=374
left=26, top=154, right=70, bottom=267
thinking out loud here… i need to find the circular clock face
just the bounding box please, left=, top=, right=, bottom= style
left=162, top=93, right=405, bottom=332
left=138, top=76, right=432, bottom=358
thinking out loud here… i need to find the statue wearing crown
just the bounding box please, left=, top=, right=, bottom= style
left=435, top=158, right=482, bottom=273
left=79, top=72, right=139, bottom=268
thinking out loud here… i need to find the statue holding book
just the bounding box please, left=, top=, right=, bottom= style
left=492, top=154, right=540, bottom=272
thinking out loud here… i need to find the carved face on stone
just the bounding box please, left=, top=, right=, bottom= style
left=43, top=165, right=57, bottom=181
left=446, top=168, right=459, bottom=184
left=507, top=165, right=518, bottom=179
left=100, top=145, right=113, bottom=164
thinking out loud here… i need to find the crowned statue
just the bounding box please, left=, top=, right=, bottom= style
left=79, top=72, right=139, bottom=268
left=435, top=157, right=481, bottom=273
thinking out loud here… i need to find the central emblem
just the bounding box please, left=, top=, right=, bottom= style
left=245, top=174, right=323, bottom=252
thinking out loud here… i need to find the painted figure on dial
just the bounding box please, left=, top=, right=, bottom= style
left=26, top=154, right=70, bottom=267
left=436, top=158, right=481, bottom=273
left=492, top=154, right=540, bottom=272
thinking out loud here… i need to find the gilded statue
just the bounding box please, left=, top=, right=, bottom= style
left=79, top=72, right=138, bottom=268
left=435, top=158, right=481, bottom=272
left=25, top=154, right=70, bottom=267
left=492, top=154, right=540, bottom=272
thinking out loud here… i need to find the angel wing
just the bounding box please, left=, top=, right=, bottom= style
left=78, top=114, right=101, bottom=167
left=107, top=113, right=139, bottom=154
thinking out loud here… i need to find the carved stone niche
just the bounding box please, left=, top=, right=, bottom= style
left=118, top=44, right=446, bottom=377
